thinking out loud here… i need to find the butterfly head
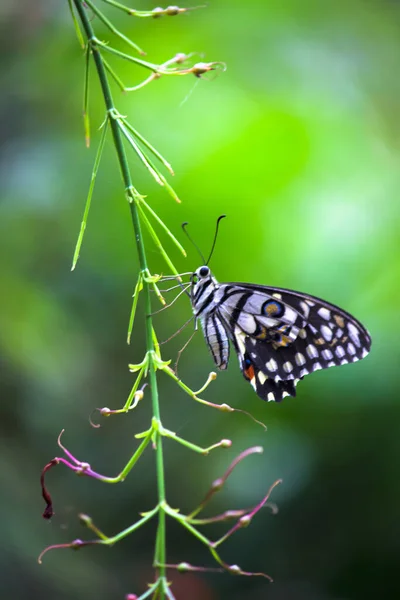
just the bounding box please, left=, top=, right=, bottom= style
left=191, top=265, right=216, bottom=287
left=190, top=265, right=219, bottom=315
left=193, top=265, right=211, bottom=280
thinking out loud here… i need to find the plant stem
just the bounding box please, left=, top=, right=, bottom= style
left=73, top=0, right=166, bottom=588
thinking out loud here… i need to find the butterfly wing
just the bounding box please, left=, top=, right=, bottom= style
left=216, top=285, right=307, bottom=345
left=215, top=283, right=371, bottom=402
left=232, top=325, right=301, bottom=401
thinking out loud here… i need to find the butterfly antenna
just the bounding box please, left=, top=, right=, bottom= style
left=206, top=214, right=226, bottom=265
left=182, top=222, right=206, bottom=263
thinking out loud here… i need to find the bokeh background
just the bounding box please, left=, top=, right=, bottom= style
left=2, top=1, right=400, bottom=599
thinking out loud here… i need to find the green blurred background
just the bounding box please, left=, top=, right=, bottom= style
left=2, top=1, right=400, bottom=599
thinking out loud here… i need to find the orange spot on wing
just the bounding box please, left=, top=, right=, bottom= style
left=256, top=326, right=268, bottom=340
left=265, top=302, right=279, bottom=316
left=272, top=334, right=291, bottom=349
left=329, top=335, right=348, bottom=347
left=244, top=364, right=255, bottom=381
left=334, top=315, right=345, bottom=328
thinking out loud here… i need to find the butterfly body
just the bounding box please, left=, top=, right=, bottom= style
left=190, top=266, right=371, bottom=402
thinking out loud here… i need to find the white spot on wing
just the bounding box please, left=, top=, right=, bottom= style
left=347, top=343, right=356, bottom=356
left=266, top=358, right=278, bottom=372
left=295, top=352, right=306, bottom=366
left=318, top=307, right=331, bottom=320
left=321, top=324, right=333, bottom=342
left=335, top=346, right=345, bottom=358
left=237, top=313, right=258, bottom=335
left=272, top=293, right=282, bottom=300
left=361, top=348, right=369, bottom=358
left=258, top=372, right=268, bottom=384
left=284, top=306, right=299, bottom=324
left=234, top=328, right=246, bottom=354
left=300, top=301, right=310, bottom=318
left=306, top=344, right=319, bottom=359
left=283, top=361, right=293, bottom=373
left=267, top=392, right=275, bottom=401
left=348, top=322, right=361, bottom=347
left=313, top=362, right=322, bottom=371
left=258, top=316, right=282, bottom=328
left=299, top=329, right=307, bottom=339
left=322, top=348, right=333, bottom=360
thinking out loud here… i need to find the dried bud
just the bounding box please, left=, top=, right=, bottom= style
left=42, top=505, right=54, bottom=520
left=41, top=458, right=60, bottom=520
left=177, top=562, right=191, bottom=572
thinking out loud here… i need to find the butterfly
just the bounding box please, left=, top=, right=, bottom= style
left=190, top=265, right=371, bottom=402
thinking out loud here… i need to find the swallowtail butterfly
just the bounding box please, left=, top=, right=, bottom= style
left=190, top=265, right=371, bottom=402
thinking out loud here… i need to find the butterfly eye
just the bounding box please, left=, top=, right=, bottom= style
left=199, top=266, right=210, bottom=278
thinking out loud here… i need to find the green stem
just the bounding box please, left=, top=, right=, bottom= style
left=73, top=0, right=167, bottom=590
left=84, top=0, right=145, bottom=55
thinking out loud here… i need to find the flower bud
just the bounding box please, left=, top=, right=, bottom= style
left=220, top=439, right=232, bottom=448
left=211, top=477, right=224, bottom=491
left=219, top=403, right=234, bottom=412
left=78, top=513, right=92, bottom=527
left=239, top=514, right=252, bottom=527
left=166, top=6, right=180, bottom=15
left=175, top=53, right=187, bottom=64
left=228, top=564, right=241, bottom=574
left=152, top=7, right=164, bottom=18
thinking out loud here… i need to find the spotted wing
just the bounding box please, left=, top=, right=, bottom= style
left=232, top=326, right=301, bottom=402
left=218, top=284, right=371, bottom=402
left=216, top=285, right=307, bottom=346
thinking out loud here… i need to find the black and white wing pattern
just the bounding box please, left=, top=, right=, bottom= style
left=190, top=266, right=371, bottom=402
